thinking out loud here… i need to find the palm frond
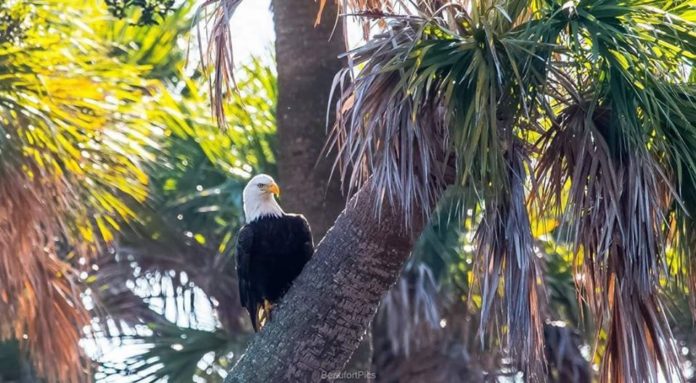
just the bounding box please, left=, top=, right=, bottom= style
left=530, top=1, right=696, bottom=379
left=0, top=1, right=159, bottom=380
left=331, top=3, right=552, bottom=376
left=0, top=169, right=91, bottom=383
left=332, top=0, right=696, bottom=380
left=193, top=0, right=244, bottom=129
left=100, top=320, right=246, bottom=383
left=536, top=103, right=682, bottom=382
left=328, top=14, right=453, bottom=224
left=378, top=264, right=442, bottom=356
left=544, top=322, right=591, bottom=383
left=104, top=2, right=195, bottom=81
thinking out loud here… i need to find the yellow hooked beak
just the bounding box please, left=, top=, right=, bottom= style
left=267, top=182, right=280, bottom=197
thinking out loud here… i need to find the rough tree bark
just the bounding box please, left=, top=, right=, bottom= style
left=225, top=182, right=426, bottom=382
left=273, top=0, right=345, bottom=238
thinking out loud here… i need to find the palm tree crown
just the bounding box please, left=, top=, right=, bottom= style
left=326, top=0, right=696, bottom=381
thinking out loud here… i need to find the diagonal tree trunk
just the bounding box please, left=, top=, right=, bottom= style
left=271, top=1, right=376, bottom=380
left=225, top=182, right=425, bottom=382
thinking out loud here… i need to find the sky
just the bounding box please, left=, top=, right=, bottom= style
left=229, top=0, right=275, bottom=65
left=228, top=0, right=364, bottom=64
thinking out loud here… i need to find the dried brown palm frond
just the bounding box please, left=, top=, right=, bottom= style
left=536, top=104, right=682, bottom=382
left=319, top=0, right=461, bottom=20
left=331, top=0, right=396, bottom=12
left=319, top=0, right=538, bottom=39
left=0, top=167, right=91, bottom=383
left=474, top=138, right=547, bottom=380
left=328, top=15, right=452, bottom=224
left=317, top=0, right=397, bottom=36
left=194, top=0, right=243, bottom=129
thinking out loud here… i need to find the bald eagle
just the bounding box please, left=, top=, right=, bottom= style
left=236, top=174, right=314, bottom=331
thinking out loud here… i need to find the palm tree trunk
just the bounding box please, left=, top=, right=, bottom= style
left=225, top=182, right=424, bottom=382
left=273, top=0, right=345, bottom=238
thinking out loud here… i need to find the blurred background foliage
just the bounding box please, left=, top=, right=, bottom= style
left=0, top=0, right=274, bottom=382
left=0, top=0, right=694, bottom=382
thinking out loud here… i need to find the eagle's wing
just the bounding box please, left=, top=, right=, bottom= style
left=236, top=224, right=259, bottom=330
left=294, top=215, right=314, bottom=266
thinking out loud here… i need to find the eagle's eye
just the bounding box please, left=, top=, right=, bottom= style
left=257, top=183, right=265, bottom=189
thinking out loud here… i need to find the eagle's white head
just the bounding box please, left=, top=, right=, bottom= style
left=243, top=174, right=284, bottom=223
